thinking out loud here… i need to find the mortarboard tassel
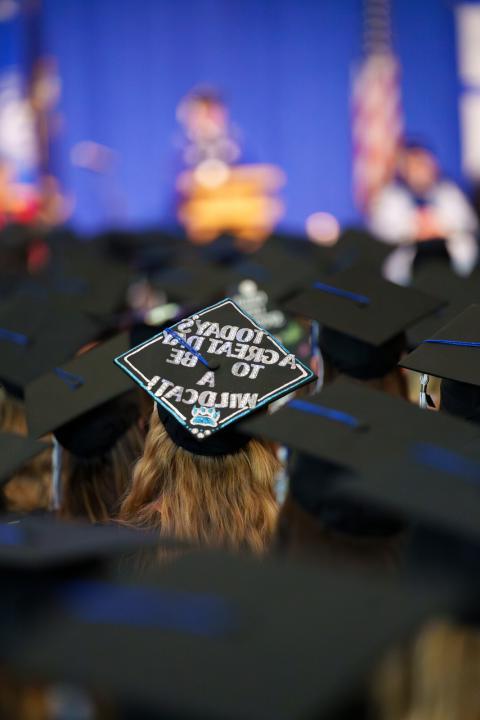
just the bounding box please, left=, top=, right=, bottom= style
left=51, top=438, right=63, bottom=512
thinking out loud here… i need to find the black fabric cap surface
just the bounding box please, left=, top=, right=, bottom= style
left=320, top=328, right=406, bottom=380
left=158, top=405, right=249, bottom=457
left=55, top=392, right=140, bottom=459
left=441, top=379, right=480, bottom=426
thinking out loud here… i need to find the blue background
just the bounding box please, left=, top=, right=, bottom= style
left=1, top=0, right=473, bottom=233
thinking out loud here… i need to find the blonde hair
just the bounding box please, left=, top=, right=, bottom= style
left=119, top=408, right=280, bottom=553
left=372, top=620, right=480, bottom=720
left=0, top=391, right=51, bottom=512
left=60, top=422, right=145, bottom=523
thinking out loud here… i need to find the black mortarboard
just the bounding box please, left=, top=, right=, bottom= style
left=285, top=265, right=443, bottom=347
left=150, top=259, right=232, bottom=308
left=337, top=438, right=480, bottom=547
left=26, top=334, right=138, bottom=457
left=242, top=380, right=480, bottom=542
left=40, top=241, right=132, bottom=320
left=0, top=296, right=102, bottom=399
left=401, top=304, right=480, bottom=387
left=0, top=433, right=48, bottom=487
left=266, top=228, right=392, bottom=277
left=408, top=263, right=480, bottom=348
left=2, top=550, right=457, bottom=720
left=0, top=515, right=161, bottom=570
left=241, top=378, right=480, bottom=470
left=323, top=226, right=394, bottom=275
left=285, top=452, right=405, bottom=539
left=230, top=241, right=317, bottom=303
left=102, top=229, right=183, bottom=271
left=115, top=298, right=315, bottom=453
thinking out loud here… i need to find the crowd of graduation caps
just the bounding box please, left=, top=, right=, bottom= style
left=1, top=221, right=480, bottom=718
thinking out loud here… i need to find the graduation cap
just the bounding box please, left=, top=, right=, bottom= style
left=285, top=265, right=443, bottom=347
left=336, top=438, right=480, bottom=549
left=401, top=304, right=480, bottom=421
left=150, top=259, right=233, bottom=308
left=39, top=242, right=132, bottom=320
left=0, top=514, right=163, bottom=570
left=401, top=304, right=480, bottom=388
left=241, top=378, right=479, bottom=470
left=242, top=380, right=480, bottom=543
left=0, top=296, right=102, bottom=399
left=317, top=226, right=394, bottom=276
left=266, top=228, right=392, bottom=277
left=26, top=334, right=138, bottom=457
left=101, top=229, right=184, bottom=271
left=115, top=298, right=315, bottom=453
left=2, top=550, right=457, bottom=720
left=0, top=433, right=48, bottom=488
left=408, top=263, right=480, bottom=348
left=285, top=265, right=444, bottom=380
left=231, top=240, right=318, bottom=303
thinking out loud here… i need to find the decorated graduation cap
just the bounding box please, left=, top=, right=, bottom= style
left=0, top=433, right=48, bottom=488
left=285, top=266, right=442, bottom=347
left=26, top=333, right=139, bottom=457
left=1, top=549, right=456, bottom=720
left=0, top=295, right=102, bottom=399
left=115, top=298, right=315, bottom=454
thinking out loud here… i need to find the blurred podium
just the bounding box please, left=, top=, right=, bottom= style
left=177, top=162, right=285, bottom=247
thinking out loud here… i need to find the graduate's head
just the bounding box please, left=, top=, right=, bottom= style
left=119, top=405, right=280, bottom=553
left=319, top=326, right=408, bottom=397
left=25, top=335, right=146, bottom=523
left=285, top=265, right=442, bottom=397
left=398, top=140, right=438, bottom=194
left=177, top=87, right=228, bottom=141
left=0, top=388, right=51, bottom=512
left=0, top=432, right=49, bottom=514
left=401, top=304, right=480, bottom=422
left=114, top=298, right=315, bottom=551
left=275, top=453, right=405, bottom=572
left=55, top=393, right=144, bottom=523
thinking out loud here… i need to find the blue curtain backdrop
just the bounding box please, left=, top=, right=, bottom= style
left=27, top=0, right=471, bottom=233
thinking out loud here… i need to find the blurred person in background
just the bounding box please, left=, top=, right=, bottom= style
left=57, top=392, right=146, bottom=524
left=175, top=86, right=242, bottom=171
left=369, top=140, right=478, bottom=285
left=173, top=87, right=283, bottom=245
left=372, top=619, right=480, bottom=720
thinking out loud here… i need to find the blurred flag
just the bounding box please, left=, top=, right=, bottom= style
left=0, top=0, right=65, bottom=228
left=456, top=3, right=480, bottom=180
left=351, top=0, right=403, bottom=210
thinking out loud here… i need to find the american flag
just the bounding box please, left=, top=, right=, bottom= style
left=352, top=0, right=403, bottom=210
